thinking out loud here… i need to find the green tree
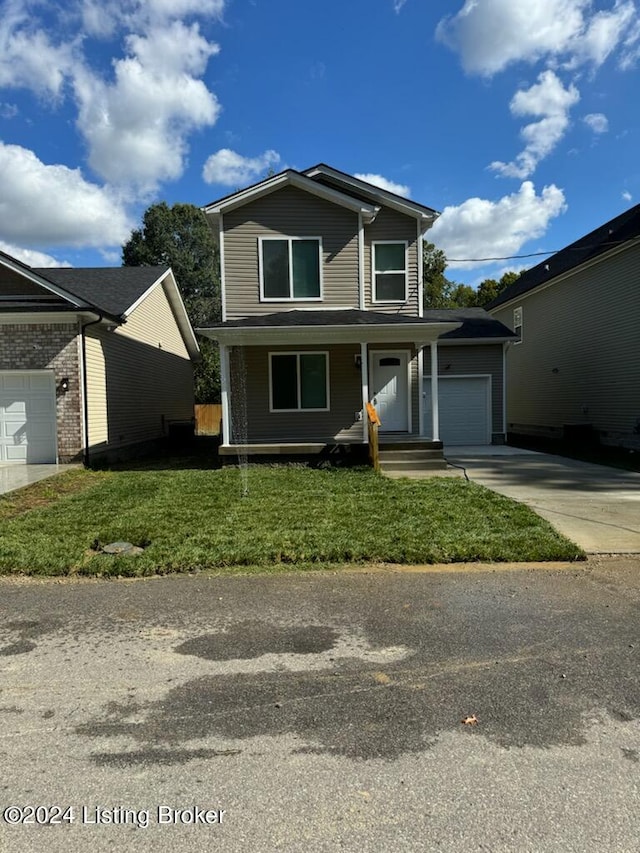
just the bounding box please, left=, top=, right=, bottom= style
left=422, top=242, right=477, bottom=308
left=475, top=270, right=522, bottom=307
left=122, top=202, right=221, bottom=402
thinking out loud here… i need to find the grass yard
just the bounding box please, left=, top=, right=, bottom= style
left=0, top=465, right=584, bottom=577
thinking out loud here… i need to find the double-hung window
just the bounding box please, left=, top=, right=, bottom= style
left=269, top=352, right=329, bottom=411
left=260, top=237, right=322, bottom=300
left=513, top=306, right=523, bottom=342
left=372, top=241, right=407, bottom=302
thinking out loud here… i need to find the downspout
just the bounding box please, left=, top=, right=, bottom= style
left=80, top=313, right=103, bottom=467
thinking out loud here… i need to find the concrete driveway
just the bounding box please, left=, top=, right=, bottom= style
left=446, top=446, right=640, bottom=554
left=0, top=463, right=76, bottom=496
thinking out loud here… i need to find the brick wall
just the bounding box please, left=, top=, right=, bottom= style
left=0, top=323, right=83, bottom=461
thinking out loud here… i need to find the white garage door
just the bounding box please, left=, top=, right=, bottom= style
left=423, top=376, right=491, bottom=445
left=0, top=372, right=57, bottom=463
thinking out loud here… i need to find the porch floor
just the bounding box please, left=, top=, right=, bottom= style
left=218, top=435, right=443, bottom=456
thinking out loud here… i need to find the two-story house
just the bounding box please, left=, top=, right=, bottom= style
left=488, top=202, right=640, bottom=450
left=198, top=165, right=516, bottom=465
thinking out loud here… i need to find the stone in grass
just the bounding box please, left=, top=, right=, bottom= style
left=102, top=541, right=144, bottom=556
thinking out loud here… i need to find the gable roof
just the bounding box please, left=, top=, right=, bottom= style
left=303, top=163, right=439, bottom=224
left=203, top=168, right=380, bottom=223
left=34, top=266, right=168, bottom=318
left=0, top=251, right=199, bottom=359
left=488, top=203, right=640, bottom=310
left=203, top=164, right=438, bottom=230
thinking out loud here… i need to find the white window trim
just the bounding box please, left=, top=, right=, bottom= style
left=372, top=240, right=408, bottom=304
left=513, top=306, right=523, bottom=343
left=268, top=351, right=330, bottom=413
left=259, top=236, right=323, bottom=302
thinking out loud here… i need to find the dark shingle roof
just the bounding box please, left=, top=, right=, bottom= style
left=205, top=308, right=515, bottom=339
left=424, top=308, right=516, bottom=339
left=34, top=266, right=168, bottom=317
left=303, top=163, right=439, bottom=216
left=488, top=204, right=640, bottom=310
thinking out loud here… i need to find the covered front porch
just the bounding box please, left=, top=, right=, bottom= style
left=197, top=310, right=463, bottom=460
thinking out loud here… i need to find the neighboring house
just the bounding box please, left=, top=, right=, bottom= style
left=488, top=203, right=640, bottom=450
left=0, top=252, right=199, bottom=464
left=198, top=164, right=516, bottom=459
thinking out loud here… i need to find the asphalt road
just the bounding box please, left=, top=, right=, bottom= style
left=1, top=559, right=639, bottom=852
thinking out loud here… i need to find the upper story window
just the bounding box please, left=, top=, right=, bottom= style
left=513, top=306, right=523, bottom=342
left=372, top=241, right=408, bottom=303
left=259, top=237, right=322, bottom=301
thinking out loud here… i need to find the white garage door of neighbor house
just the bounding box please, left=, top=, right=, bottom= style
left=423, top=376, right=491, bottom=445
left=0, top=372, right=57, bottom=463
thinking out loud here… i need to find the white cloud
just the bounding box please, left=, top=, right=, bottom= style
left=622, top=190, right=633, bottom=201
left=0, top=241, right=72, bottom=268
left=354, top=173, right=411, bottom=196
left=202, top=149, right=282, bottom=186
left=74, top=22, right=221, bottom=191
left=0, top=142, right=132, bottom=247
left=567, top=1, right=637, bottom=67
left=81, top=0, right=226, bottom=37
left=583, top=112, right=609, bottom=133
left=393, top=0, right=408, bottom=12
left=430, top=181, right=567, bottom=268
left=0, top=3, right=77, bottom=98
left=436, top=0, right=637, bottom=76
left=490, top=70, right=580, bottom=178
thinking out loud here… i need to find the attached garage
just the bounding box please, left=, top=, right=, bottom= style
left=0, top=371, right=57, bottom=463
left=423, top=375, right=491, bottom=445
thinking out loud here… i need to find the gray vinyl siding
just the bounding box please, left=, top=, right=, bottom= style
left=424, top=344, right=504, bottom=435
left=365, top=208, right=420, bottom=316
left=229, top=344, right=363, bottom=442
left=223, top=186, right=359, bottom=318
left=228, top=343, right=422, bottom=442
left=85, top=283, right=193, bottom=454
left=492, top=241, right=640, bottom=445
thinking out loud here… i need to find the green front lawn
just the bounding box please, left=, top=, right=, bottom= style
left=0, top=466, right=584, bottom=577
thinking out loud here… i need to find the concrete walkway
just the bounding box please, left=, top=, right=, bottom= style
left=446, top=447, right=640, bottom=554
left=0, top=463, right=76, bottom=496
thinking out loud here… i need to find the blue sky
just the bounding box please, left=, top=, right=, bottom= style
left=0, top=0, right=638, bottom=286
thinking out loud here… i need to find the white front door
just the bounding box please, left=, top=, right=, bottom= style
left=370, top=351, right=409, bottom=432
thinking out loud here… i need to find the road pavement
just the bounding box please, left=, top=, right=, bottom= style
left=1, top=559, right=639, bottom=852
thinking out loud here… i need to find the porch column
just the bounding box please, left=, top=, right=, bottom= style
left=430, top=340, right=440, bottom=442
left=360, top=342, right=369, bottom=442
left=219, top=343, right=231, bottom=445
left=417, top=345, right=424, bottom=436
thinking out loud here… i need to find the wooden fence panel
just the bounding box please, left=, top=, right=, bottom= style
left=195, top=404, right=222, bottom=435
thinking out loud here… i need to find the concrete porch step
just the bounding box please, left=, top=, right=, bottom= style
left=378, top=439, right=443, bottom=452
left=378, top=441, right=448, bottom=476
left=379, top=448, right=445, bottom=462
left=379, top=458, right=448, bottom=472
